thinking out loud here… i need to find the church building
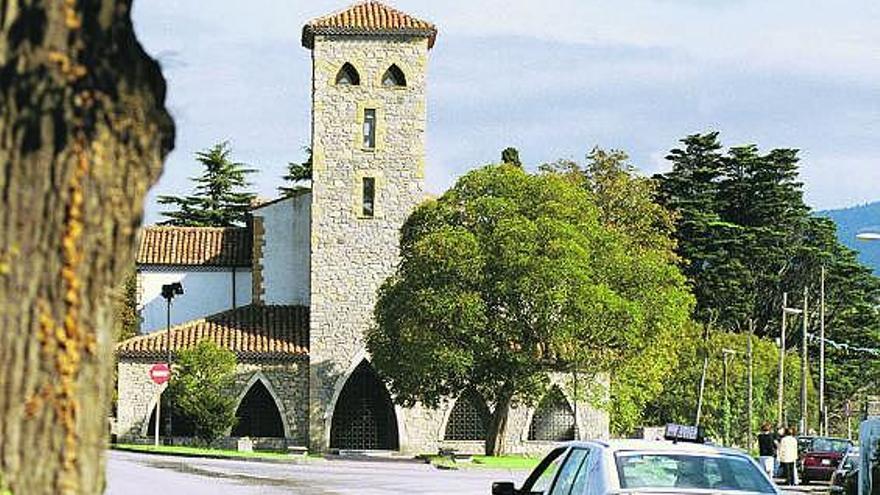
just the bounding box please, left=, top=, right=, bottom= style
left=116, top=1, right=609, bottom=454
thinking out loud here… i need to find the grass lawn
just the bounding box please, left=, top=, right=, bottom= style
left=470, top=455, right=540, bottom=470
left=112, top=443, right=314, bottom=461
left=425, top=454, right=540, bottom=470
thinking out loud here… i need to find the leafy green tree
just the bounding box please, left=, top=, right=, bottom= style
left=279, top=146, right=313, bottom=195
left=500, top=147, right=522, bottom=167
left=159, top=142, right=256, bottom=226
left=113, top=268, right=140, bottom=341
left=167, top=340, right=238, bottom=444
left=368, top=164, right=692, bottom=454
left=540, top=147, right=685, bottom=432
left=647, top=324, right=812, bottom=447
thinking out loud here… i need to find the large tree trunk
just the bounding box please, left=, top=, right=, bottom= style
left=0, top=1, right=173, bottom=493
left=485, top=389, right=514, bottom=456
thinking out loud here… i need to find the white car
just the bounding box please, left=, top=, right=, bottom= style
left=491, top=439, right=781, bottom=495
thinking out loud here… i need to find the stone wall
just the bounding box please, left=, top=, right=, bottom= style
left=307, top=34, right=429, bottom=452
left=116, top=357, right=309, bottom=446
left=396, top=374, right=610, bottom=456
left=116, top=359, right=164, bottom=439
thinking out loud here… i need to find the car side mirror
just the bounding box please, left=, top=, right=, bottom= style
left=492, top=481, right=517, bottom=495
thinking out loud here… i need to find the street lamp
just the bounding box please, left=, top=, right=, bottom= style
left=779, top=292, right=803, bottom=428
left=721, top=348, right=738, bottom=447
left=159, top=282, right=183, bottom=441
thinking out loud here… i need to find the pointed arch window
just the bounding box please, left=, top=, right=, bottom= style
left=528, top=386, right=576, bottom=441
left=444, top=390, right=489, bottom=441
left=381, top=64, right=406, bottom=87
left=336, top=63, right=361, bottom=86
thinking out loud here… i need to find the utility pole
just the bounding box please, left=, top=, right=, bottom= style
left=801, top=287, right=808, bottom=435
left=819, top=265, right=826, bottom=436
left=748, top=319, right=754, bottom=451
left=778, top=292, right=787, bottom=427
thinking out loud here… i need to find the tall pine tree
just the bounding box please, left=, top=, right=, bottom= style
left=159, top=142, right=256, bottom=227
left=655, top=132, right=880, bottom=434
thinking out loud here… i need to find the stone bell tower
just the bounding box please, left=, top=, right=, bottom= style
left=301, top=1, right=436, bottom=451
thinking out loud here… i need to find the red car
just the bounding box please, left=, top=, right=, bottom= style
left=800, top=436, right=853, bottom=484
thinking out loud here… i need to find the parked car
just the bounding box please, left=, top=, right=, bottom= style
left=830, top=448, right=859, bottom=495
left=491, top=425, right=780, bottom=495
left=799, top=436, right=853, bottom=484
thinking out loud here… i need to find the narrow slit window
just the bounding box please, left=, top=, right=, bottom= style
left=362, top=177, right=376, bottom=217
left=362, top=109, right=376, bottom=149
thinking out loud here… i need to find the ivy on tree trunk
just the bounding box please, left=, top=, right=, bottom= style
left=0, top=1, right=173, bottom=493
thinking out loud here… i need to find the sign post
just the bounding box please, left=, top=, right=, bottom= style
left=149, top=363, right=171, bottom=447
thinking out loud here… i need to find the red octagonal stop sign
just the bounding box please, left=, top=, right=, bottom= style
left=149, top=363, right=170, bottom=385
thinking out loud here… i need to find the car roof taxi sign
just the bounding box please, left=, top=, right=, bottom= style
left=664, top=423, right=706, bottom=443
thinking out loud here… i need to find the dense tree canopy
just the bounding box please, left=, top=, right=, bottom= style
left=368, top=164, right=692, bottom=454
left=654, top=132, right=880, bottom=434
left=159, top=142, right=255, bottom=226
left=541, top=148, right=686, bottom=433
left=646, top=323, right=811, bottom=446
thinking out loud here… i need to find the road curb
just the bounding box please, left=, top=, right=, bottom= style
left=110, top=445, right=319, bottom=465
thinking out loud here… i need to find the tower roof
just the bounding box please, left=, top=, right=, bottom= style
left=302, top=1, right=437, bottom=49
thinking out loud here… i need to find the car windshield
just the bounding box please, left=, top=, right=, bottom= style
left=615, top=452, right=776, bottom=494
left=810, top=438, right=851, bottom=453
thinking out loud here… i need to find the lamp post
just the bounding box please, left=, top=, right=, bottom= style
left=779, top=292, right=803, bottom=427
left=747, top=319, right=754, bottom=451
left=819, top=265, right=826, bottom=436
left=722, top=348, right=738, bottom=447
left=159, top=282, right=183, bottom=441
left=800, top=287, right=808, bottom=436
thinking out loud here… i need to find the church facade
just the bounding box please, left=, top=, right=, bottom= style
left=116, top=1, right=609, bottom=455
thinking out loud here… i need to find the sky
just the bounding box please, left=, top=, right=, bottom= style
left=132, top=1, right=880, bottom=224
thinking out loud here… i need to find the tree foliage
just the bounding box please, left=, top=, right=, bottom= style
left=113, top=269, right=140, bottom=341
left=654, top=132, right=880, bottom=433
left=368, top=164, right=692, bottom=454
left=541, top=148, right=686, bottom=434
left=167, top=340, right=238, bottom=444
left=500, top=147, right=522, bottom=167
left=279, top=146, right=312, bottom=195
left=159, top=142, right=255, bottom=226
left=646, top=323, right=813, bottom=447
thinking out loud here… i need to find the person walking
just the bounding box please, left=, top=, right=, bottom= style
left=778, top=427, right=799, bottom=486
left=757, top=423, right=777, bottom=477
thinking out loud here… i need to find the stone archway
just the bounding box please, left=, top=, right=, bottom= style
left=145, top=402, right=194, bottom=437
left=232, top=379, right=285, bottom=438
left=528, top=386, right=576, bottom=441
left=329, top=360, right=399, bottom=450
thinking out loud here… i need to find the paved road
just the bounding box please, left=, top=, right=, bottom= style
left=106, top=450, right=530, bottom=495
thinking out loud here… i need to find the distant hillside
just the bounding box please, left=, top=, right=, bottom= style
left=819, top=201, right=880, bottom=274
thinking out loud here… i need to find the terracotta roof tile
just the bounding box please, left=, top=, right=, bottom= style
left=137, top=226, right=252, bottom=267
left=117, top=305, right=308, bottom=359
left=303, top=1, right=437, bottom=49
